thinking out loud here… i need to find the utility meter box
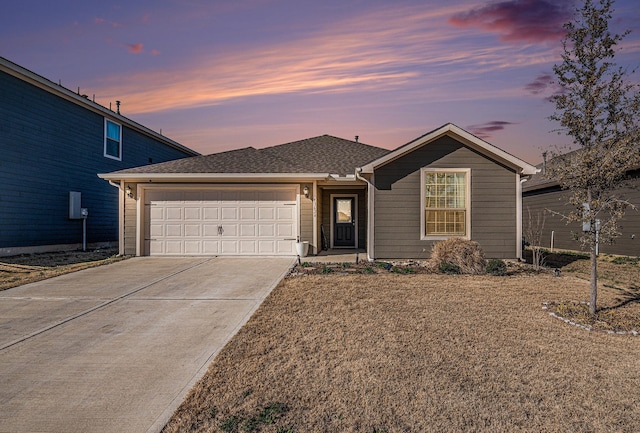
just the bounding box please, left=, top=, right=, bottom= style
left=69, top=191, right=82, bottom=219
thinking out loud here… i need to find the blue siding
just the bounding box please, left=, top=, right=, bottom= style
left=0, top=70, right=193, bottom=249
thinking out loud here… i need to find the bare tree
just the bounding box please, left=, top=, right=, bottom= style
left=525, top=207, right=546, bottom=271
left=547, top=0, right=640, bottom=314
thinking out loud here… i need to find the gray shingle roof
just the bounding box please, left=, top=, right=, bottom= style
left=106, top=135, right=390, bottom=176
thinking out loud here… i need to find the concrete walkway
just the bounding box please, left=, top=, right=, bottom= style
left=0, top=256, right=294, bottom=433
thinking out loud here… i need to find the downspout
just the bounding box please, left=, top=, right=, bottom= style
left=517, top=174, right=525, bottom=260
left=355, top=168, right=375, bottom=261
left=312, top=180, right=318, bottom=255
left=107, top=180, right=125, bottom=256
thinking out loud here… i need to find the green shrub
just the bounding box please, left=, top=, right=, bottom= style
left=486, top=259, right=507, bottom=276
left=438, top=262, right=461, bottom=274
left=220, top=416, right=241, bottom=433
left=611, top=256, right=639, bottom=265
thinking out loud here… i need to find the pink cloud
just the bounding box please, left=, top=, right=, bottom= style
left=150, top=49, right=160, bottom=56
left=449, top=0, right=572, bottom=44
left=467, top=121, right=516, bottom=139
left=524, top=73, right=565, bottom=100
left=524, top=73, right=554, bottom=94
left=127, top=43, right=143, bottom=54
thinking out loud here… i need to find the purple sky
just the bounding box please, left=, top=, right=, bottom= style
left=2, top=0, right=639, bottom=164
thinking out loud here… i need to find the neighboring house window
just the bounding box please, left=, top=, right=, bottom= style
left=104, top=119, right=122, bottom=160
left=421, top=168, right=470, bottom=239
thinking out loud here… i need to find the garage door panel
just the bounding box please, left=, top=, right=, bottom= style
left=258, top=208, right=275, bottom=220
left=239, top=224, right=256, bottom=237
left=240, top=240, right=257, bottom=254
left=150, top=224, right=164, bottom=238
left=203, top=207, right=219, bottom=220
left=221, top=207, right=237, bottom=220
left=146, top=186, right=297, bottom=256
left=203, top=224, right=219, bottom=236
left=258, top=224, right=274, bottom=236
left=164, top=241, right=183, bottom=254
left=184, top=208, right=201, bottom=220
left=184, top=224, right=201, bottom=237
left=166, top=207, right=183, bottom=220
left=184, top=241, right=202, bottom=254
left=221, top=224, right=237, bottom=236
left=240, top=207, right=256, bottom=220
left=258, top=241, right=275, bottom=254
left=221, top=240, right=238, bottom=254
left=276, top=224, right=293, bottom=237
left=203, top=241, right=219, bottom=254
left=277, top=207, right=294, bottom=220
left=165, top=224, right=183, bottom=237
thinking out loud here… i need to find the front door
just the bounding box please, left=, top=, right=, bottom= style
left=333, top=197, right=356, bottom=247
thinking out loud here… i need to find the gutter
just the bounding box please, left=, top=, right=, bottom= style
left=98, top=172, right=332, bottom=182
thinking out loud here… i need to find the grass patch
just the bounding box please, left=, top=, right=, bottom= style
left=0, top=248, right=126, bottom=291
left=611, top=256, right=640, bottom=265
left=163, top=266, right=640, bottom=432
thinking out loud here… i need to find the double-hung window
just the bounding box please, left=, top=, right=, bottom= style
left=421, top=168, right=470, bottom=239
left=104, top=119, right=122, bottom=160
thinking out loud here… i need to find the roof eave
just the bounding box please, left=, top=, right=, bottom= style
left=97, top=172, right=332, bottom=182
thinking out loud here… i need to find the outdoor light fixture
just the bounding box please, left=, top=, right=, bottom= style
left=303, top=186, right=310, bottom=198
left=126, top=185, right=134, bottom=198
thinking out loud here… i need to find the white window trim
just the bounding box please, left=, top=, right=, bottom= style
left=420, top=168, right=471, bottom=240
left=104, top=118, right=122, bottom=161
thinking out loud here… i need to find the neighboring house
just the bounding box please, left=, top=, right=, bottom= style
left=0, top=57, right=199, bottom=256
left=99, top=123, right=537, bottom=260
left=523, top=166, right=640, bottom=256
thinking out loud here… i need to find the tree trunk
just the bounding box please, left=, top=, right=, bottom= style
left=590, top=249, right=598, bottom=315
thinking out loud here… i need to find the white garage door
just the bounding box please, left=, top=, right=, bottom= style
left=144, top=186, right=298, bottom=256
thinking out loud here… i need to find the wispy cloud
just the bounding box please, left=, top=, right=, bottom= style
left=89, top=3, right=560, bottom=115
left=449, top=0, right=573, bottom=44
left=467, top=121, right=516, bottom=139
left=94, top=17, right=123, bottom=28
left=524, top=73, right=554, bottom=94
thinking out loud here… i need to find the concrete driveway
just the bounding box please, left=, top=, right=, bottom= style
left=0, top=256, right=294, bottom=433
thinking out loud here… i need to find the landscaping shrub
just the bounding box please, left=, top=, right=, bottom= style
left=430, top=238, right=486, bottom=274
left=486, top=259, right=507, bottom=276
left=438, top=262, right=461, bottom=274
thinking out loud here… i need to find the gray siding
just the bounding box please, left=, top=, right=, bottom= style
left=0, top=69, right=193, bottom=252
left=373, top=136, right=517, bottom=259
left=300, top=183, right=314, bottom=251
left=523, top=179, right=640, bottom=256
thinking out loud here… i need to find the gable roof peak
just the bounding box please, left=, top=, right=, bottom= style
left=359, top=123, right=537, bottom=176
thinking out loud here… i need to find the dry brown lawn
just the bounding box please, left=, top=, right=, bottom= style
left=164, top=263, right=640, bottom=433
left=0, top=248, right=125, bottom=290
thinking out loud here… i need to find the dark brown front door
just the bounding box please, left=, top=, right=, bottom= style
left=334, top=197, right=355, bottom=247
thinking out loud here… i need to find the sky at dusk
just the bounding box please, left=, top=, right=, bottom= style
left=2, top=0, right=639, bottom=164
